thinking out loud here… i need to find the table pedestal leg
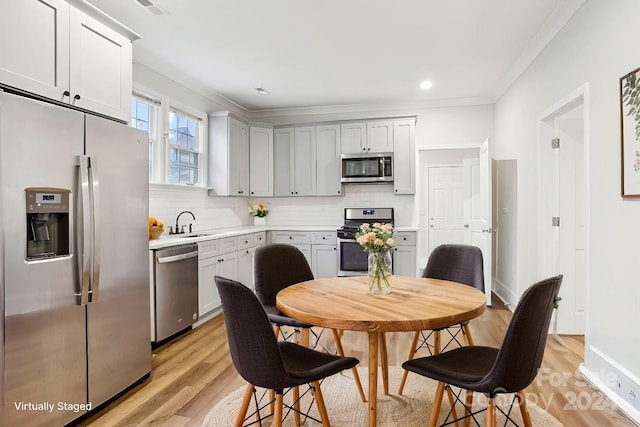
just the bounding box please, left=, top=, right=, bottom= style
left=368, top=331, right=378, bottom=427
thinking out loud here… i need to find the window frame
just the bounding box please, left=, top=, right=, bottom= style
left=166, top=103, right=206, bottom=186
left=130, top=88, right=208, bottom=187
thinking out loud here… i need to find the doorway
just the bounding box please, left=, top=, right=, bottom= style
left=538, top=85, right=589, bottom=336
left=418, top=143, right=493, bottom=306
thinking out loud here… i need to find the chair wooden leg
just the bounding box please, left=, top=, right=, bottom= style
left=462, top=324, right=474, bottom=346
left=434, top=330, right=442, bottom=354
left=379, top=331, right=389, bottom=395
left=311, top=380, right=331, bottom=426
left=292, top=384, right=301, bottom=426
left=331, top=329, right=366, bottom=402
left=398, top=330, right=420, bottom=395
left=463, top=389, right=474, bottom=427
left=518, top=391, right=533, bottom=427
left=429, top=382, right=446, bottom=427
left=274, top=391, right=284, bottom=427
left=445, top=386, right=459, bottom=427
left=487, top=397, right=496, bottom=427
left=235, top=384, right=254, bottom=427
left=300, top=327, right=310, bottom=348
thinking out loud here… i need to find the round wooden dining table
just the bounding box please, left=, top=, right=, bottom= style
left=276, top=275, right=487, bottom=427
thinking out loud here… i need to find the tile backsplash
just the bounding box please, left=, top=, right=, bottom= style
left=149, top=184, right=415, bottom=232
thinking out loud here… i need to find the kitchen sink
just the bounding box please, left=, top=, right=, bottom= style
left=168, top=233, right=213, bottom=238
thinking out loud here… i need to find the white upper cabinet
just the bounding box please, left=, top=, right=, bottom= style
left=274, top=128, right=295, bottom=196
left=340, top=122, right=367, bottom=154
left=68, top=7, right=132, bottom=121
left=315, top=124, right=342, bottom=196
left=209, top=113, right=250, bottom=196
left=0, top=0, right=134, bottom=122
left=0, top=0, right=70, bottom=102
left=393, top=119, right=416, bottom=195
left=293, top=126, right=316, bottom=196
left=249, top=126, right=274, bottom=197
left=341, top=121, right=394, bottom=154
left=367, top=120, right=394, bottom=153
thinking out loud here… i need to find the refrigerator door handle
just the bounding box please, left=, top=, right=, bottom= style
left=77, top=155, right=91, bottom=306
left=89, top=157, right=101, bottom=302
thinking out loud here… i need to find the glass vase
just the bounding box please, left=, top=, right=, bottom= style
left=368, top=251, right=392, bottom=295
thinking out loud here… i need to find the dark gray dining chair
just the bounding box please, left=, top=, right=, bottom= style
left=398, top=244, right=485, bottom=394
left=254, top=243, right=366, bottom=402
left=402, top=275, right=562, bottom=427
left=215, top=275, right=360, bottom=427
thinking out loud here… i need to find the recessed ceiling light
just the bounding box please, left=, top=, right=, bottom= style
left=255, top=87, right=271, bottom=95
left=419, top=81, right=433, bottom=90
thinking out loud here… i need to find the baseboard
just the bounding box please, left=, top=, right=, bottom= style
left=580, top=346, right=640, bottom=424
left=493, top=278, right=517, bottom=309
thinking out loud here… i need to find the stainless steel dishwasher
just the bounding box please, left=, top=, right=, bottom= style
left=152, top=243, right=198, bottom=343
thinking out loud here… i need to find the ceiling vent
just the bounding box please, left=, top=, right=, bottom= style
left=135, top=0, right=165, bottom=15
left=255, top=87, right=271, bottom=95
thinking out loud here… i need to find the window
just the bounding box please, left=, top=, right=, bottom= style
left=168, top=109, right=201, bottom=185
left=131, top=94, right=160, bottom=179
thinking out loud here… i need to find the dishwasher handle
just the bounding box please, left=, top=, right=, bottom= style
left=156, top=250, right=198, bottom=264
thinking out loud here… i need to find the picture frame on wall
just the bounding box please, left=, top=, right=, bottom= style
left=620, top=66, right=640, bottom=197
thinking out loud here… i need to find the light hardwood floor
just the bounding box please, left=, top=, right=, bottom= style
left=77, top=295, right=637, bottom=426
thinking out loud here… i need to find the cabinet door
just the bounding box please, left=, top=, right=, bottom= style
left=198, top=257, right=220, bottom=316
left=393, top=119, right=416, bottom=195
left=273, top=128, right=294, bottom=196
left=340, top=122, right=367, bottom=154
left=237, top=247, right=255, bottom=291
left=293, top=126, right=316, bottom=196
left=228, top=118, right=249, bottom=195
left=367, top=120, right=394, bottom=153
left=249, top=126, right=273, bottom=197
left=393, top=245, right=417, bottom=277
left=217, top=251, right=238, bottom=282
left=0, top=0, right=70, bottom=101
left=69, top=7, right=132, bottom=122
left=316, top=124, right=342, bottom=196
left=312, top=245, right=338, bottom=279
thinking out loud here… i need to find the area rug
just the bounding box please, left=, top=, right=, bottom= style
left=203, top=367, right=563, bottom=426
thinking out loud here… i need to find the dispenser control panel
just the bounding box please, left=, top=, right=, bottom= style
left=26, top=189, right=69, bottom=213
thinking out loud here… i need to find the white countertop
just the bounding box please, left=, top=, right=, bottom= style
left=148, top=224, right=419, bottom=250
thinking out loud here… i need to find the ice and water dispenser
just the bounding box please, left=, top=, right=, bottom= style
left=25, top=188, right=70, bottom=260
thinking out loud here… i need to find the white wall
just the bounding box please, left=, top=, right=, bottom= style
left=494, top=0, right=640, bottom=418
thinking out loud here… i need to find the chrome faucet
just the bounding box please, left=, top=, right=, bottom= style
left=173, top=210, right=196, bottom=234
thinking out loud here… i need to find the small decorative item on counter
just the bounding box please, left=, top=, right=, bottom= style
left=355, top=222, right=396, bottom=295
left=148, top=216, right=165, bottom=240
left=248, top=203, right=269, bottom=226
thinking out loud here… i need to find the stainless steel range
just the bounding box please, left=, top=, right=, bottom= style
left=337, top=208, right=394, bottom=276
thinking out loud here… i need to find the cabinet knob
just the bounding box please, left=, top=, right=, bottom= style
left=62, top=90, right=70, bottom=97
left=73, top=94, right=81, bottom=101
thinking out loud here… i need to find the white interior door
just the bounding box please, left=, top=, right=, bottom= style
left=427, top=166, right=465, bottom=254
left=540, top=99, right=586, bottom=335
left=463, top=140, right=493, bottom=305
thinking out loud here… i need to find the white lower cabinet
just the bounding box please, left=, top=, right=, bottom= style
left=312, top=245, right=337, bottom=278
left=311, top=232, right=337, bottom=278
left=269, top=231, right=312, bottom=266
left=236, top=232, right=265, bottom=291
left=198, top=236, right=237, bottom=317
left=393, top=231, right=417, bottom=277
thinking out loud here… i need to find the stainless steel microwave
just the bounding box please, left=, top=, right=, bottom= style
left=341, top=153, right=393, bottom=183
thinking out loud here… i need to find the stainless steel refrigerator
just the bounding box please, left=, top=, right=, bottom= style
left=0, top=92, right=151, bottom=426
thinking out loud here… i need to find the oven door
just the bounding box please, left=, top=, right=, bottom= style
left=337, top=238, right=369, bottom=276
